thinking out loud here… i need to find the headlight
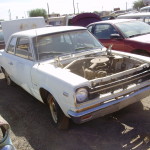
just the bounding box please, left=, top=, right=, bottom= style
left=76, top=88, right=88, bottom=103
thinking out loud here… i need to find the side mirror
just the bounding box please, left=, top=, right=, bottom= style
left=110, top=34, right=122, bottom=39
left=0, top=116, right=15, bottom=150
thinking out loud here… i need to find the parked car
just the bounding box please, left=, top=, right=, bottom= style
left=0, top=115, right=15, bottom=150
left=109, top=10, right=127, bottom=17
left=87, top=19, right=150, bottom=56
left=101, top=15, right=116, bottom=21
left=0, top=26, right=150, bottom=129
left=0, top=30, right=5, bottom=50
left=117, top=12, right=150, bottom=24
left=140, top=5, right=150, bottom=12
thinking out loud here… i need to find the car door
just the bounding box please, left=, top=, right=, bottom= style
left=93, top=23, right=125, bottom=51
left=2, top=36, right=18, bottom=83
left=13, top=36, right=35, bottom=94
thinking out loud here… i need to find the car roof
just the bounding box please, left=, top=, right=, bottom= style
left=117, top=12, right=150, bottom=18
left=140, top=5, right=150, bottom=10
left=87, top=19, right=136, bottom=26
left=12, top=26, right=86, bottom=37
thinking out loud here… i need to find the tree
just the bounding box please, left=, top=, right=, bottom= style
left=29, top=8, right=47, bottom=19
left=133, top=0, right=145, bottom=10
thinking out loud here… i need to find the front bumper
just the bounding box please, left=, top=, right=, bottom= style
left=68, top=86, right=150, bottom=124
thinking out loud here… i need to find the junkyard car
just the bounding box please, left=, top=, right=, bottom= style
left=0, top=30, right=5, bottom=50
left=0, top=26, right=150, bottom=129
left=0, top=115, right=15, bottom=150
left=117, top=12, right=150, bottom=25
left=87, top=19, right=150, bottom=56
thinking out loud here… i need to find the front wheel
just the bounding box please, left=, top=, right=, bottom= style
left=47, top=94, right=70, bottom=130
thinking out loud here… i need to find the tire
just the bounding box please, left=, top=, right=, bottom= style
left=4, top=70, right=14, bottom=86
left=47, top=94, right=69, bottom=130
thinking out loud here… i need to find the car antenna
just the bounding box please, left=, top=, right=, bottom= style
left=107, top=44, right=113, bottom=56
left=35, top=29, right=40, bottom=65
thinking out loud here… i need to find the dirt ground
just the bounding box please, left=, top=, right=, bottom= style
left=0, top=72, right=150, bottom=150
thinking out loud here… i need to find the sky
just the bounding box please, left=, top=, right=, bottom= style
left=0, top=0, right=136, bottom=20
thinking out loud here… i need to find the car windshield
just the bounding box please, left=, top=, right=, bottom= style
left=33, top=30, right=103, bottom=60
left=116, top=21, right=150, bottom=38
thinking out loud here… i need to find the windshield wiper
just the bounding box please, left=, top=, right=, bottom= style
left=129, top=32, right=150, bottom=38
left=75, top=46, right=97, bottom=51
left=39, top=51, right=65, bottom=55
left=129, top=34, right=143, bottom=38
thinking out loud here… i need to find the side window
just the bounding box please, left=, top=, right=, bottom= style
left=94, top=24, right=118, bottom=39
left=87, top=26, right=93, bottom=33
left=15, top=37, right=33, bottom=60
left=7, top=37, right=17, bottom=54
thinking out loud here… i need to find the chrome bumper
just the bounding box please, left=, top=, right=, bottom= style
left=68, top=86, right=150, bottom=124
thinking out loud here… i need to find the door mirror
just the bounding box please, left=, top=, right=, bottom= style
left=110, top=34, right=122, bottom=39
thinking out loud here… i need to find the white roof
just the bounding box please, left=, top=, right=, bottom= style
left=117, top=12, right=150, bottom=18
left=88, top=19, right=134, bottom=26
left=12, top=26, right=86, bottom=38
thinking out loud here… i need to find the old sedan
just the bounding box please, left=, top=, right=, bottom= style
left=87, top=19, right=150, bottom=56
left=0, top=26, right=150, bottom=129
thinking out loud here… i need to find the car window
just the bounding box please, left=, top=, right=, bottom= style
left=33, top=30, right=103, bottom=60
left=15, top=37, right=33, bottom=60
left=7, top=37, right=17, bottom=54
left=87, top=25, right=93, bottom=32
left=116, top=21, right=150, bottom=38
left=94, top=24, right=118, bottom=39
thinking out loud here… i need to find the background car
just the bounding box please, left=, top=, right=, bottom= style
left=87, top=19, right=150, bottom=56
left=0, top=30, right=5, bottom=50
left=140, top=5, right=150, bottom=12
left=117, top=12, right=150, bottom=25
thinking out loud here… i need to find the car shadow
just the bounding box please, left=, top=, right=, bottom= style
left=0, top=76, right=150, bottom=150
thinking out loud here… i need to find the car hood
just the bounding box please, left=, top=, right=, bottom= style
left=130, top=34, right=150, bottom=43
left=37, top=63, right=88, bottom=87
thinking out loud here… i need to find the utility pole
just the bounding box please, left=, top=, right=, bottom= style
left=126, top=2, right=127, bottom=11
left=8, top=9, right=11, bottom=20
left=77, top=3, right=79, bottom=14
left=73, top=0, right=76, bottom=14
left=47, top=2, right=50, bottom=16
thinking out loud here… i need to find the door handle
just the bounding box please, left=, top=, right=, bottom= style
left=9, top=62, right=13, bottom=65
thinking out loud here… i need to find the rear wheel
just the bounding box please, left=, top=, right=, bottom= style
left=47, top=94, right=69, bottom=130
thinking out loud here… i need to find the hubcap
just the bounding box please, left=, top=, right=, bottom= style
left=6, top=76, right=11, bottom=85
left=5, top=72, right=11, bottom=85
left=49, top=98, right=58, bottom=123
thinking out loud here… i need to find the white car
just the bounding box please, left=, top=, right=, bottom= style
left=0, top=26, right=150, bottom=129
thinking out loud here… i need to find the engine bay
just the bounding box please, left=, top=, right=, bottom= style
left=62, top=53, right=143, bottom=80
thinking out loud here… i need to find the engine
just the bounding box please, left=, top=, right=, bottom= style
left=64, top=55, right=126, bottom=80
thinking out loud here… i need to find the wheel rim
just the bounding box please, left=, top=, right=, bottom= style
left=49, top=98, right=58, bottom=123
left=6, top=76, right=11, bottom=85
left=5, top=72, right=11, bottom=85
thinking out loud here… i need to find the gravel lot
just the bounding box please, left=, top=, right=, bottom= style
left=0, top=73, right=150, bottom=150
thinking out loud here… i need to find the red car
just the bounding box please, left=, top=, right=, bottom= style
left=87, top=19, right=150, bottom=56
